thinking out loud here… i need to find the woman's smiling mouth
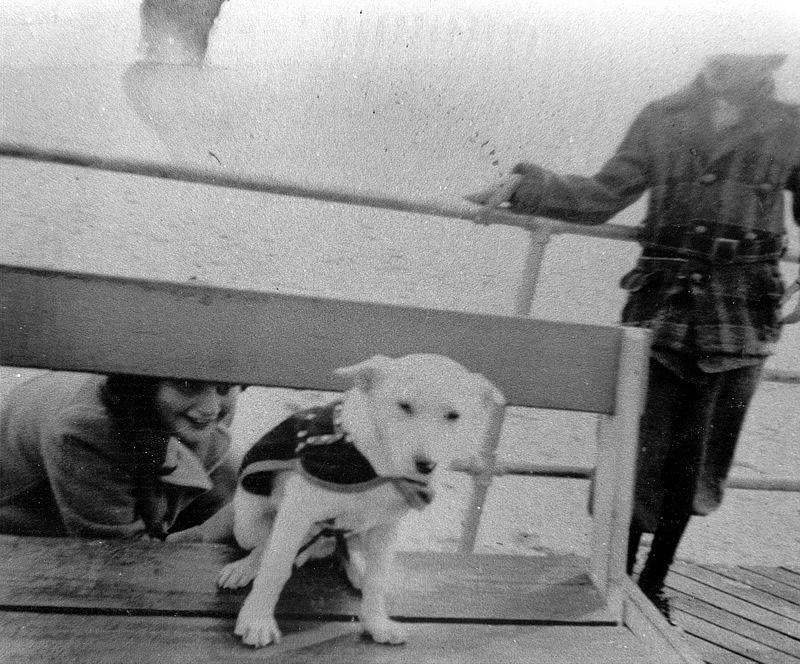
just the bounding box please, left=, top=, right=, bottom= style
left=182, top=415, right=215, bottom=430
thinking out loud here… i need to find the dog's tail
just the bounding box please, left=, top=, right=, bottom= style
left=138, top=0, right=228, bottom=65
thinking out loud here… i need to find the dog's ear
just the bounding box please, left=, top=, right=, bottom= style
left=334, top=355, right=391, bottom=393
left=475, top=375, right=506, bottom=410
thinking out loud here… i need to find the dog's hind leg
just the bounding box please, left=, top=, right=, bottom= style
left=233, top=479, right=317, bottom=647
left=218, top=490, right=274, bottom=589
left=344, top=533, right=369, bottom=590
left=231, top=489, right=275, bottom=551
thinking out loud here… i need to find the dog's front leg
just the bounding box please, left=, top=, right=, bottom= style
left=357, top=521, right=407, bottom=645
left=235, top=488, right=314, bottom=647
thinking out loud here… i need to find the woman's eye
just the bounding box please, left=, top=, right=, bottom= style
left=398, top=402, right=414, bottom=415
left=445, top=411, right=460, bottom=422
left=175, top=380, right=205, bottom=395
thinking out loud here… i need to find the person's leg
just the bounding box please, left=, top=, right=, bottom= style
left=633, top=359, right=705, bottom=621
left=636, top=509, right=690, bottom=625
left=637, top=363, right=763, bottom=618
left=637, top=511, right=691, bottom=595
left=693, top=362, right=764, bottom=515
left=628, top=358, right=692, bottom=577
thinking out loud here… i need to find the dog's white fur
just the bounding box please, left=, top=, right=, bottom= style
left=216, top=353, right=503, bottom=648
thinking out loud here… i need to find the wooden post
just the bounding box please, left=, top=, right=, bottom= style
left=514, top=222, right=554, bottom=317
left=589, top=327, right=650, bottom=619
left=457, top=401, right=507, bottom=553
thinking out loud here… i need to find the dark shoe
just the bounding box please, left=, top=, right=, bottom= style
left=642, top=586, right=677, bottom=626
left=693, top=478, right=723, bottom=516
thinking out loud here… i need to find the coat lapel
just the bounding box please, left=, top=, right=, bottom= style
left=660, top=79, right=791, bottom=166
left=659, top=83, right=714, bottom=162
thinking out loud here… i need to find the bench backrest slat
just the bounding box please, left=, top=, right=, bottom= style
left=1, top=265, right=622, bottom=414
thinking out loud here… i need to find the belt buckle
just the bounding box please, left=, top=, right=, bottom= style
left=711, top=237, right=739, bottom=263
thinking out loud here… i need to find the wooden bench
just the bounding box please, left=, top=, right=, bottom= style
left=0, top=263, right=702, bottom=663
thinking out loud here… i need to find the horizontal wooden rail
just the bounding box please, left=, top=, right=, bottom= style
left=449, top=458, right=800, bottom=493
left=2, top=141, right=798, bottom=262
left=763, top=368, right=800, bottom=385
left=0, top=264, right=624, bottom=413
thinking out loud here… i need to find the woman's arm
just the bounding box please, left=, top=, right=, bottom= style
left=42, top=414, right=151, bottom=538
left=508, top=110, right=652, bottom=224
left=469, top=108, right=652, bottom=225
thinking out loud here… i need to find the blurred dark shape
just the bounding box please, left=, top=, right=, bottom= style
left=139, top=0, right=228, bottom=65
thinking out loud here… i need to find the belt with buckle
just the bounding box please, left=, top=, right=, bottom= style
left=639, top=223, right=785, bottom=264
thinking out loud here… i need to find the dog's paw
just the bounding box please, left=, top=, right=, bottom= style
left=218, top=558, right=259, bottom=589
left=362, top=617, right=408, bottom=645
left=235, top=596, right=282, bottom=647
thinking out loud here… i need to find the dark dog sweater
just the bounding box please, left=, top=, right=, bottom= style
left=239, top=402, right=432, bottom=510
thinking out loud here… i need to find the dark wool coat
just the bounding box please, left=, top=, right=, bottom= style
left=509, top=77, right=800, bottom=357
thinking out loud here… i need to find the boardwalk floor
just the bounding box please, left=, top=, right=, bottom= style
left=665, top=562, right=800, bottom=664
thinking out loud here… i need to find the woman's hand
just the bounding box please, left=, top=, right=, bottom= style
left=465, top=174, right=523, bottom=205
left=466, top=174, right=525, bottom=224
left=166, top=502, right=235, bottom=543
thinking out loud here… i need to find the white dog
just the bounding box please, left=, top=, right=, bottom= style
left=216, top=353, right=503, bottom=648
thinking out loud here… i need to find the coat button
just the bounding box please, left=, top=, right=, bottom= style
left=757, top=182, right=775, bottom=193
left=699, top=173, right=718, bottom=185
left=744, top=231, right=757, bottom=240
left=694, top=225, right=708, bottom=233
left=690, top=273, right=704, bottom=284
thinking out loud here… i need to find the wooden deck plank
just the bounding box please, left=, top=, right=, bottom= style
left=0, top=537, right=613, bottom=624
left=0, top=612, right=665, bottom=664
left=704, top=565, right=800, bottom=607
left=746, top=567, right=800, bottom=592
left=675, top=612, right=798, bottom=664
left=671, top=589, right=800, bottom=659
left=621, top=577, right=704, bottom=664
left=679, top=632, right=761, bottom=664
left=665, top=573, right=800, bottom=641
left=672, top=562, right=800, bottom=623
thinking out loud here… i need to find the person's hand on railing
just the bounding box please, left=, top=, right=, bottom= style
left=466, top=174, right=525, bottom=225
left=780, top=277, right=800, bottom=324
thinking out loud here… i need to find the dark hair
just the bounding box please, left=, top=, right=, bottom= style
left=99, top=375, right=245, bottom=476
left=100, top=374, right=170, bottom=478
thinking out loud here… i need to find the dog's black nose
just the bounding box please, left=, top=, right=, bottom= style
left=415, top=458, right=437, bottom=475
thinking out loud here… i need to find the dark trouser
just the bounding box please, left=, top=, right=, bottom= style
left=627, top=357, right=763, bottom=594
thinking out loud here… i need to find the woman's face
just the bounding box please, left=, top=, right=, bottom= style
left=155, top=380, right=238, bottom=449
left=702, top=57, right=777, bottom=103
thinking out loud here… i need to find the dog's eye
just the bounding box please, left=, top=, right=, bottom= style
left=398, top=402, right=414, bottom=415
left=445, top=411, right=460, bottom=422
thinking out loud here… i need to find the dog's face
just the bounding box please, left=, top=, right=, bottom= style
left=335, top=354, right=504, bottom=485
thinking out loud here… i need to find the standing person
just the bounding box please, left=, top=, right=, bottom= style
left=0, top=372, right=241, bottom=541
left=469, top=53, right=800, bottom=621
